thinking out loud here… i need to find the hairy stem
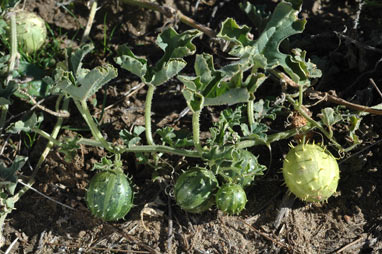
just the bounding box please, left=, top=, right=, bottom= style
left=192, top=110, right=204, bottom=154
left=236, top=125, right=315, bottom=149
left=74, top=99, right=116, bottom=153
left=247, top=100, right=255, bottom=127
left=35, top=96, right=69, bottom=170
left=145, top=84, right=156, bottom=145
left=121, top=145, right=201, bottom=158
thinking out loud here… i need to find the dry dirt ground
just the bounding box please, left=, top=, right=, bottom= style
left=1, top=0, right=382, bottom=253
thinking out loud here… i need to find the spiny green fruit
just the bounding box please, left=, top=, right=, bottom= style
left=174, top=167, right=218, bottom=213
left=86, top=170, right=133, bottom=221
left=216, top=184, right=247, bottom=215
left=282, top=143, right=340, bottom=202
left=7, top=11, right=47, bottom=53
left=219, top=150, right=266, bottom=187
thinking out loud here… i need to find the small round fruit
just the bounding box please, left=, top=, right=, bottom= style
left=282, top=143, right=340, bottom=202
left=216, top=184, right=247, bottom=215
left=174, top=167, right=218, bottom=213
left=220, top=150, right=266, bottom=187
left=8, top=11, right=47, bottom=53
left=86, top=171, right=133, bottom=221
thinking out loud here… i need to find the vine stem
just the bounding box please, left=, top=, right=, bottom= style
left=73, top=99, right=116, bottom=153
left=247, top=100, right=255, bottom=127
left=145, top=84, right=156, bottom=145
left=192, top=110, right=204, bottom=154
left=121, top=145, right=201, bottom=158
left=30, top=130, right=202, bottom=158
left=236, top=125, right=315, bottom=149
left=36, top=96, right=69, bottom=169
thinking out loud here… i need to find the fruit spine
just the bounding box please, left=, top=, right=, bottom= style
left=282, top=143, right=340, bottom=202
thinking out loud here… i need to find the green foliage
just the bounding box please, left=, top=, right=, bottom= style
left=115, top=28, right=202, bottom=86
left=7, top=112, right=43, bottom=134
left=53, top=44, right=117, bottom=102
left=0, top=80, right=16, bottom=105
left=120, top=126, right=145, bottom=147
left=0, top=0, right=367, bottom=220
left=156, top=127, right=193, bottom=148
left=0, top=156, right=27, bottom=195
left=217, top=1, right=321, bottom=84
left=215, top=149, right=266, bottom=187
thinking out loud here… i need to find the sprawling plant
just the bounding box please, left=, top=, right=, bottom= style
left=0, top=0, right=370, bottom=230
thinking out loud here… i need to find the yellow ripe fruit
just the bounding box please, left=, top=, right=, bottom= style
left=7, top=11, right=47, bottom=53
left=282, top=143, right=340, bottom=202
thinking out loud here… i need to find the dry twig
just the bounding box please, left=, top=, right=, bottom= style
left=17, top=89, right=70, bottom=118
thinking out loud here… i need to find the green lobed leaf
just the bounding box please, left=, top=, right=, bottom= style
left=59, top=64, right=118, bottom=101
left=151, top=59, right=186, bottom=86
left=287, top=48, right=322, bottom=82
left=115, top=44, right=148, bottom=82
left=0, top=156, right=27, bottom=195
left=179, top=54, right=251, bottom=110
left=0, top=81, right=17, bottom=106
left=156, top=126, right=193, bottom=148
left=217, top=18, right=252, bottom=47
left=155, top=28, right=202, bottom=63
left=254, top=1, right=306, bottom=73
left=217, top=1, right=320, bottom=83
left=7, top=112, right=43, bottom=134
left=68, top=43, right=95, bottom=77
left=318, top=107, right=343, bottom=128
left=120, top=126, right=145, bottom=147
left=239, top=2, right=271, bottom=33
left=115, top=28, right=201, bottom=86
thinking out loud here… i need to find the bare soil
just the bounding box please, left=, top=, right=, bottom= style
left=2, top=0, right=382, bottom=253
